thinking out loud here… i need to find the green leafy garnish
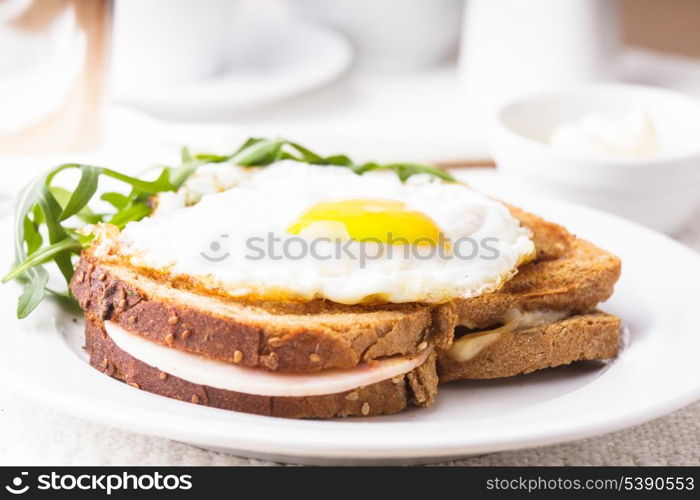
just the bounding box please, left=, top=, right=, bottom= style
left=2, top=137, right=454, bottom=318
left=193, top=138, right=456, bottom=182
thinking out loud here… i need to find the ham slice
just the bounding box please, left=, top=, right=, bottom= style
left=105, top=321, right=431, bottom=397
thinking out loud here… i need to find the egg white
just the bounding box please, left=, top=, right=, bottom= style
left=110, top=162, right=534, bottom=304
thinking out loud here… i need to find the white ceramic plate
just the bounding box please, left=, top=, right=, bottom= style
left=113, top=19, right=353, bottom=119
left=1, top=187, right=699, bottom=465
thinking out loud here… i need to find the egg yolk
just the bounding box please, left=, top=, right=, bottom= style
left=287, top=199, right=442, bottom=246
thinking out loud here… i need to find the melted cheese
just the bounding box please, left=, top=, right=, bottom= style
left=448, top=310, right=569, bottom=362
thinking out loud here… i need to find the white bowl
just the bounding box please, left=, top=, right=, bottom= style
left=489, top=83, right=700, bottom=233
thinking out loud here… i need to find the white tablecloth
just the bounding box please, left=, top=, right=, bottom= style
left=0, top=386, right=697, bottom=465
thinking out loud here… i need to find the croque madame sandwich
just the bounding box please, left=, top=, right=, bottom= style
left=7, top=139, right=621, bottom=419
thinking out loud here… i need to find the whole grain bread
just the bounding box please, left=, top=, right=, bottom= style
left=70, top=207, right=620, bottom=373
left=438, top=311, right=621, bottom=382
left=84, top=310, right=619, bottom=418
left=85, top=314, right=438, bottom=419
left=72, top=258, right=455, bottom=373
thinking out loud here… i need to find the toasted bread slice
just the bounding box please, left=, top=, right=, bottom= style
left=84, top=314, right=438, bottom=418
left=70, top=207, right=620, bottom=373
left=454, top=208, right=622, bottom=328
left=438, top=311, right=620, bottom=382
left=71, top=257, right=454, bottom=373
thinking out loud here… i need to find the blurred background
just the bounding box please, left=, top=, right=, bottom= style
left=1, top=0, right=700, bottom=231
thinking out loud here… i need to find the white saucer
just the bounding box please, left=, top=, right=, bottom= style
left=113, top=18, right=353, bottom=119
left=0, top=190, right=699, bottom=465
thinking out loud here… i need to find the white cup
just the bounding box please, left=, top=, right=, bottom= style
left=459, top=0, right=620, bottom=120
left=293, top=0, right=464, bottom=69
left=112, top=0, right=236, bottom=86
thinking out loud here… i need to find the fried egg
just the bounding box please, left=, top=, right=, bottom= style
left=105, top=162, right=534, bottom=304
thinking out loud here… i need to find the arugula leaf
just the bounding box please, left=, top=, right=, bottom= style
left=198, top=137, right=456, bottom=182
left=288, top=142, right=324, bottom=163
left=16, top=267, right=48, bottom=319
left=193, top=138, right=455, bottom=181
left=108, top=201, right=152, bottom=229
left=2, top=162, right=184, bottom=317
left=23, top=216, right=42, bottom=255
left=230, top=138, right=286, bottom=166
left=324, top=154, right=354, bottom=167
left=359, top=163, right=457, bottom=182
left=59, top=166, right=100, bottom=221
left=3, top=237, right=83, bottom=283
left=11, top=177, right=52, bottom=318
left=180, top=146, right=193, bottom=164
left=3, top=137, right=455, bottom=318
left=101, top=192, right=130, bottom=210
